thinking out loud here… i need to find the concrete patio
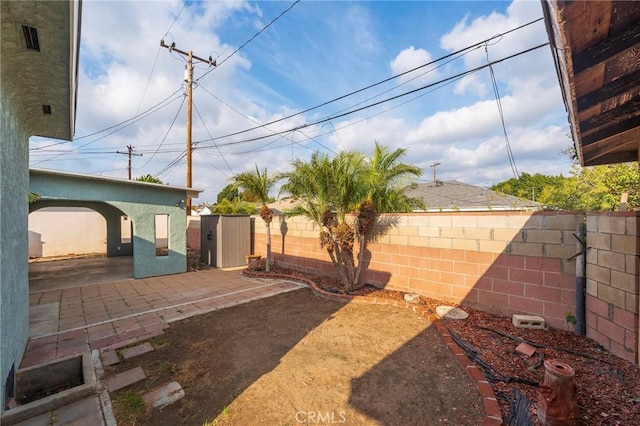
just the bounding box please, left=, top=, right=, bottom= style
left=0, top=258, right=304, bottom=425
left=24, top=258, right=304, bottom=368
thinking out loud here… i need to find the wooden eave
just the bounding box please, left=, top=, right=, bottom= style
left=542, top=0, right=640, bottom=166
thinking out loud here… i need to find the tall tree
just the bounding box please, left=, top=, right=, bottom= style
left=216, top=184, right=240, bottom=204
left=231, top=166, right=279, bottom=271
left=134, top=174, right=163, bottom=184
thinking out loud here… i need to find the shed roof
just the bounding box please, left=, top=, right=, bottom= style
left=542, top=0, right=640, bottom=166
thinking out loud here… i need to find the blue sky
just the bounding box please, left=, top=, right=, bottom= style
left=29, top=0, right=574, bottom=203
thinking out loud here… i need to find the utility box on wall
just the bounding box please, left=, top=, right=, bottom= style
left=200, top=215, right=250, bottom=268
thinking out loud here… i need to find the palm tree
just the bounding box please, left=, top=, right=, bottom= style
left=232, top=166, right=279, bottom=272
left=280, top=144, right=422, bottom=292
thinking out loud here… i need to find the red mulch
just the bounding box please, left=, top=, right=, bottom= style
left=253, top=266, right=640, bottom=425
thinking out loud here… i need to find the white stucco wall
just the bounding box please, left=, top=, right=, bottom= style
left=28, top=207, right=107, bottom=258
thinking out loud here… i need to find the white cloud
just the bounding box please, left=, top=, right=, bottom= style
left=390, top=47, right=439, bottom=87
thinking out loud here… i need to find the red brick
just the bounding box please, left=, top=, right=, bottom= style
left=467, top=366, right=487, bottom=382
left=440, top=248, right=460, bottom=260
left=475, top=277, right=493, bottom=291
left=482, top=397, right=502, bottom=421
left=544, top=272, right=575, bottom=289
left=509, top=296, right=543, bottom=316
left=454, top=262, right=479, bottom=276
left=625, top=329, right=637, bottom=351
left=510, top=268, right=543, bottom=285
left=465, top=251, right=494, bottom=265
left=609, top=340, right=637, bottom=363
left=525, top=284, right=562, bottom=302
left=493, top=280, right=524, bottom=296
left=478, top=290, right=509, bottom=309
left=432, top=259, right=453, bottom=272
left=544, top=301, right=572, bottom=321
left=441, top=272, right=465, bottom=286
left=613, top=306, right=638, bottom=330
left=597, top=317, right=626, bottom=345
left=563, top=289, right=576, bottom=305
left=494, top=254, right=525, bottom=269
left=484, top=266, right=508, bottom=280
left=586, top=295, right=610, bottom=318
left=586, top=326, right=610, bottom=349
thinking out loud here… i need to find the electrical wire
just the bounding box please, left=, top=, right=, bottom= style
left=194, top=43, right=549, bottom=149
left=135, top=95, right=186, bottom=170
left=192, top=99, right=234, bottom=176
left=486, top=43, right=519, bottom=179
left=197, top=0, right=302, bottom=81
left=194, top=17, right=544, bottom=145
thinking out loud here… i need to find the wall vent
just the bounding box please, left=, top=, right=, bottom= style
left=42, top=105, right=52, bottom=115
left=22, top=25, right=40, bottom=51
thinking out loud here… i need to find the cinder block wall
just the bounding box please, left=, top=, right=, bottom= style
left=585, top=212, right=639, bottom=363
left=253, top=212, right=583, bottom=329
left=187, top=216, right=201, bottom=250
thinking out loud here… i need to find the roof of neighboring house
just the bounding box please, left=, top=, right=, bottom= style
left=404, top=181, right=541, bottom=212
left=542, top=1, right=640, bottom=167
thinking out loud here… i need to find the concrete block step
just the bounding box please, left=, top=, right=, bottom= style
left=512, top=314, right=545, bottom=329
left=121, top=342, right=154, bottom=360
left=144, top=381, right=185, bottom=410
left=107, top=367, right=146, bottom=392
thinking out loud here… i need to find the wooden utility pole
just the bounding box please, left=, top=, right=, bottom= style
left=160, top=40, right=215, bottom=214
left=186, top=51, right=193, bottom=215
left=430, top=162, right=441, bottom=183
left=116, top=145, right=142, bottom=180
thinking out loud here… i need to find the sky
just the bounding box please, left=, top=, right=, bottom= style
left=29, top=0, right=575, bottom=204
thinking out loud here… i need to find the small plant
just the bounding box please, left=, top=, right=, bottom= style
left=113, top=390, right=145, bottom=423
left=565, top=311, right=577, bottom=325
left=151, top=337, right=166, bottom=349
left=170, top=362, right=178, bottom=374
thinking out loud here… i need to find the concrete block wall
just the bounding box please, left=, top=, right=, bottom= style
left=254, top=212, right=583, bottom=329
left=187, top=216, right=201, bottom=250
left=585, top=212, right=639, bottom=364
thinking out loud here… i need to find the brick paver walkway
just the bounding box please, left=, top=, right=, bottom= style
left=23, top=269, right=304, bottom=367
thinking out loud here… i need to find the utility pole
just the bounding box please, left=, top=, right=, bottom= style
left=430, top=162, right=441, bottom=183
left=117, top=145, right=142, bottom=180
left=160, top=40, right=216, bottom=214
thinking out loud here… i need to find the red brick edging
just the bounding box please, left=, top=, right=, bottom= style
left=243, top=268, right=504, bottom=425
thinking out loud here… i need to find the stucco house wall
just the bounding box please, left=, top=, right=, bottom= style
left=1, top=0, right=81, bottom=409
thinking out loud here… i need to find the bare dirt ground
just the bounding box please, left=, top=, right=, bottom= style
left=109, top=288, right=484, bottom=425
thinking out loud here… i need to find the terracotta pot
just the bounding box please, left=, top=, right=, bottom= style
left=537, top=360, right=579, bottom=425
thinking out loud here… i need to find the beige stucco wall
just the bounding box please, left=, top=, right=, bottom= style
left=28, top=207, right=171, bottom=257
left=28, top=207, right=107, bottom=257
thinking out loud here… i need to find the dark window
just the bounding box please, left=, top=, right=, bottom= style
left=22, top=25, right=40, bottom=51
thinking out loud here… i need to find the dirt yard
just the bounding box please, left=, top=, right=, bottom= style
left=109, top=288, right=484, bottom=425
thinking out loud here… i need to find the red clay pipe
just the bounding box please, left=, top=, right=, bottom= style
left=537, top=360, right=579, bottom=425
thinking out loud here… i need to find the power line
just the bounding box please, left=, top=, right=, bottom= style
left=136, top=95, right=186, bottom=170
left=486, top=43, right=519, bottom=179
left=192, top=100, right=234, bottom=176
left=194, top=43, right=549, bottom=149
left=194, top=17, right=544, bottom=145
left=197, top=0, right=301, bottom=81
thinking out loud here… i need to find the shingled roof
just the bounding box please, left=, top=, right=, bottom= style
left=405, top=181, right=542, bottom=212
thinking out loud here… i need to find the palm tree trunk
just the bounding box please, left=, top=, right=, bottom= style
left=354, top=236, right=367, bottom=289
left=265, top=222, right=271, bottom=272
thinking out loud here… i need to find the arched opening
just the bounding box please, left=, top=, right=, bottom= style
left=28, top=202, right=135, bottom=292
left=28, top=207, right=107, bottom=259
